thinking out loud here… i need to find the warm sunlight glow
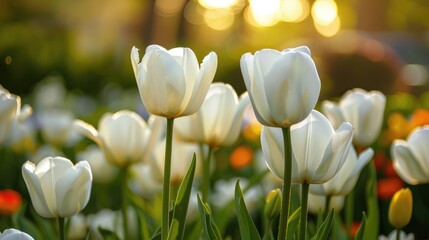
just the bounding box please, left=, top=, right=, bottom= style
left=246, top=0, right=280, bottom=27
left=279, top=0, right=309, bottom=23
left=314, top=15, right=341, bottom=37
left=312, top=0, right=338, bottom=26
left=203, top=8, right=235, bottom=30
left=199, top=0, right=239, bottom=9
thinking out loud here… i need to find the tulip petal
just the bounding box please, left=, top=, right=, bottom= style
left=223, top=92, right=250, bottom=146
left=56, top=161, right=92, bottom=217
left=141, top=49, right=186, bottom=117
left=261, top=126, right=285, bottom=179
left=74, top=120, right=102, bottom=146
left=406, top=127, right=429, bottom=176
left=322, top=101, right=345, bottom=129
left=265, top=52, right=320, bottom=125
left=312, top=122, right=353, bottom=183
left=392, top=141, right=428, bottom=184
left=181, top=51, right=217, bottom=116
left=22, top=161, right=54, bottom=218
left=130, top=47, right=140, bottom=79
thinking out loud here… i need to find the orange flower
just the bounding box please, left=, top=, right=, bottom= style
left=377, top=177, right=403, bottom=200
left=0, top=189, right=22, bottom=215
left=230, top=145, right=253, bottom=169
left=409, top=109, right=429, bottom=130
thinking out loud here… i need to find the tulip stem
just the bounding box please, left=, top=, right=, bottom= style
left=202, top=146, right=213, bottom=202
left=278, top=127, right=292, bottom=240
left=325, top=195, right=332, bottom=219
left=121, top=168, right=130, bottom=240
left=396, top=228, right=400, bottom=240
left=263, top=219, right=273, bottom=240
left=162, top=118, right=174, bottom=240
left=345, top=188, right=355, bottom=237
left=299, top=183, right=310, bottom=240
left=57, top=217, right=65, bottom=240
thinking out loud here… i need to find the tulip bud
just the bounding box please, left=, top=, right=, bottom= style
left=265, top=189, right=282, bottom=220
left=388, top=188, right=412, bottom=229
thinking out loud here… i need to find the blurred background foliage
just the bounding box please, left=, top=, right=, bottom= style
left=1, top=0, right=429, bottom=99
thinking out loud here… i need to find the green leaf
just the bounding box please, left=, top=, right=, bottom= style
left=197, top=194, right=222, bottom=240
left=167, top=219, right=179, bottom=240
left=234, top=180, right=261, bottom=240
left=171, top=154, right=196, bottom=240
left=311, top=208, right=334, bottom=240
left=363, top=163, right=379, bottom=240
left=354, top=212, right=367, bottom=240
left=98, top=227, right=121, bottom=240
left=286, top=207, right=301, bottom=240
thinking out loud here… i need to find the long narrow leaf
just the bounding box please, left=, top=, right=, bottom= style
left=286, top=207, right=301, bottom=240
left=354, top=212, right=367, bottom=240
left=234, top=180, right=261, bottom=240
left=170, top=154, right=196, bottom=240
left=311, top=208, right=334, bottom=240
left=363, top=163, right=379, bottom=240
left=197, top=194, right=223, bottom=240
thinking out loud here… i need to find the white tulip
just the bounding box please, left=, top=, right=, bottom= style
left=22, top=156, right=92, bottom=218
left=379, top=230, right=414, bottom=240
left=37, top=110, right=79, bottom=147
left=175, top=83, right=250, bottom=147
left=391, top=126, right=429, bottom=185
left=310, top=148, right=374, bottom=196
left=77, top=145, right=118, bottom=183
left=240, top=46, right=321, bottom=127
left=261, top=110, right=353, bottom=184
left=75, top=110, right=154, bottom=168
left=322, top=88, right=386, bottom=147
left=0, top=86, right=20, bottom=144
left=0, top=228, right=34, bottom=240
left=131, top=45, right=217, bottom=118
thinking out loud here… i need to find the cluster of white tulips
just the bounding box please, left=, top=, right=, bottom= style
left=0, top=43, right=427, bottom=240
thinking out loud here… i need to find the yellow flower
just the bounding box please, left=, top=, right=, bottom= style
left=388, top=188, right=413, bottom=229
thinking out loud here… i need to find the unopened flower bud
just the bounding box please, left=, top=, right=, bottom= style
left=388, top=188, right=412, bottom=229
left=265, top=189, right=282, bottom=220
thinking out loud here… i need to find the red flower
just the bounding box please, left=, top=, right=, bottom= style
left=0, top=189, right=22, bottom=215
left=377, top=177, right=403, bottom=200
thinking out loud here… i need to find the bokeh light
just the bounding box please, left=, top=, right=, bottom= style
left=203, top=8, right=235, bottom=30
left=278, top=0, right=310, bottom=23
left=313, top=15, right=341, bottom=37
left=198, top=0, right=239, bottom=9
left=312, top=0, right=338, bottom=26
left=245, top=0, right=280, bottom=27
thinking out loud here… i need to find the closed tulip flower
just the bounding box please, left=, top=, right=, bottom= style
left=22, top=156, right=92, bottom=218
left=391, top=126, right=429, bottom=185
left=0, top=229, right=34, bottom=240
left=322, top=88, right=386, bottom=147
left=310, top=148, right=374, bottom=196
left=75, top=110, right=154, bottom=168
left=388, top=188, right=413, bottom=229
left=131, top=45, right=217, bottom=118
left=240, top=46, right=321, bottom=127
left=0, top=86, right=20, bottom=144
left=261, top=110, right=353, bottom=184
left=175, top=83, right=250, bottom=147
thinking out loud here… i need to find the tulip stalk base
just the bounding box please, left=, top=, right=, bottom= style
left=162, top=118, right=174, bottom=240
left=277, top=127, right=292, bottom=240
left=202, top=146, right=213, bottom=202
left=121, top=168, right=130, bottom=240
left=57, top=217, right=65, bottom=240
left=299, top=183, right=309, bottom=240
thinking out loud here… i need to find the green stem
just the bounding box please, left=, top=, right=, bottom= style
left=277, top=127, right=292, bottom=240
left=396, top=228, right=401, bottom=240
left=345, top=188, right=355, bottom=237
left=299, top=183, right=310, bottom=240
left=324, top=195, right=332, bottom=219
left=57, top=217, right=65, bottom=240
left=202, top=146, right=213, bottom=202
left=121, top=168, right=130, bottom=240
left=263, top=219, right=273, bottom=240
left=162, top=118, right=174, bottom=240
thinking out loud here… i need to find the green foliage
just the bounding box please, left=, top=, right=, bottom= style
left=197, top=195, right=223, bottom=240
left=234, top=180, right=261, bottom=240
left=311, top=209, right=334, bottom=240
